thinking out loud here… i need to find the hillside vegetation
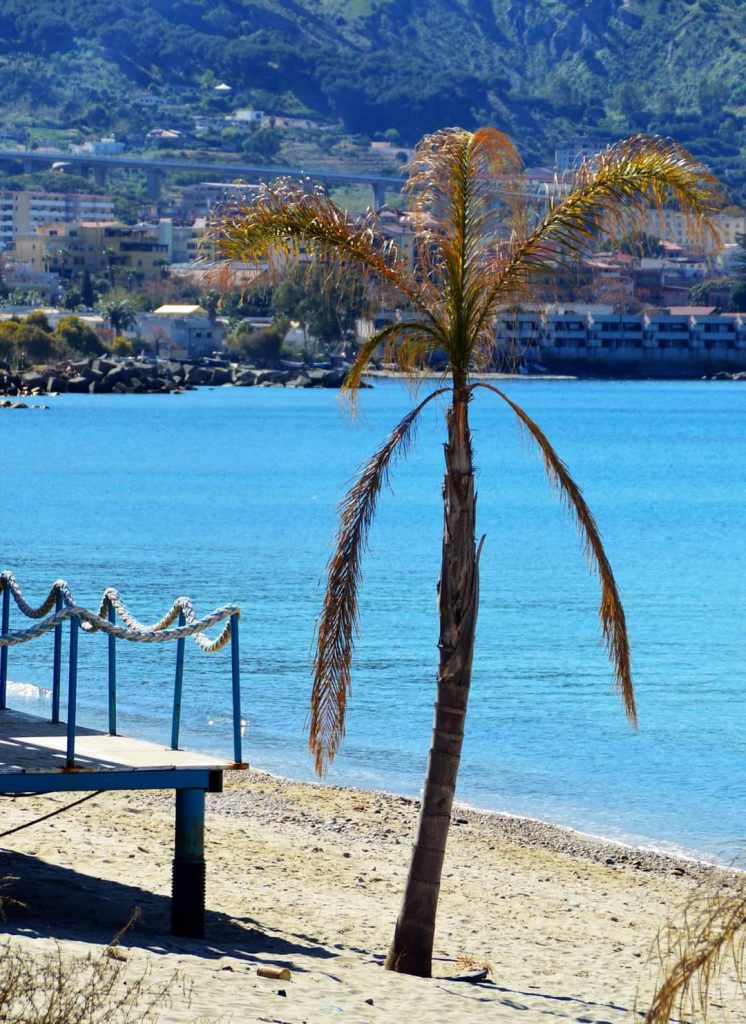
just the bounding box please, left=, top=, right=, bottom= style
left=0, top=0, right=744, bottom=189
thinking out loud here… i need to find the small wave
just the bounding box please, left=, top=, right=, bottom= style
left=7, top=679, right=51, bottom=701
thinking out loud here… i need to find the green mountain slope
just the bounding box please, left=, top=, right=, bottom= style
left=0, top=0, right=743, bottom=183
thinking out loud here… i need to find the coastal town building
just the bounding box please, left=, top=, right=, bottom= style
left=11, top=221, right=169, bottom=280
left=494, top=304, right=746, bottom=375
left=178, top=181, right=260, bottom=220
left=0, top=190, right=115, bottom=251
left=136, top=304, right=226, bottom=359
left=69, top=137, right=125, bottom=156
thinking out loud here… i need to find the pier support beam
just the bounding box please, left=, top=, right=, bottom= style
left=146, top=169, right=164, bottom=201
left=171, top=787, right=206, bottom=937
left=372, top=182, right=388, bottom=210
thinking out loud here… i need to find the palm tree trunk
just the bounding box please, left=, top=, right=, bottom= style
left=385, top=388, right=479, bottom=977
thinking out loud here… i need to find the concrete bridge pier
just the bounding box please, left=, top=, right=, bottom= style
left=93, top=165, right=109, bottom=188
left=146, top=169, right=165, bottom=200
left=372, top=182, right=388, bottom=210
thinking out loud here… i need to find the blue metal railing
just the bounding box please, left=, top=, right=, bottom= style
left=0, top=571, right=244, bottom=769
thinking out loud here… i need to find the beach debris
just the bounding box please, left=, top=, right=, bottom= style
left=257, top=965, right=292, bottom=981
left=444, top=968, right=491, bottom=983
left=445, top=954, right=493, bottom=983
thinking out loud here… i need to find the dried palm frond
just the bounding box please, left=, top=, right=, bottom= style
left=474, top=382, right=636, bottom=725
left=311, top=387, right=450, bottom=773
left=477, top=135, right=721, bottom=324
left=211, top=179, right=427, bottom=313
left=643, top=879, right=746, bottom=1023
left=342, top=318, right=442, bottom=398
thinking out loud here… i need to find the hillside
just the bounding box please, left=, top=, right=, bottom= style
left=0, top=0, right=744, bottom=191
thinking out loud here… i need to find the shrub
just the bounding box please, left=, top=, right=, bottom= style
left=110, top=337, right=134, bottom=356
left=226, top=324, right=285, bottom=366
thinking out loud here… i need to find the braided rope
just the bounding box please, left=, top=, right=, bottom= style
left=0, top=572, right=238, bottom=653
left=0, top=572, right=73, bottom=618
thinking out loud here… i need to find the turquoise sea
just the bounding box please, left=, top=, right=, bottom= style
left=2, top=379, right=745, bottom=864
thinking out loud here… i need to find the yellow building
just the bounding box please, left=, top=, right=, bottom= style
left=12, top=221, right=169, bottom=281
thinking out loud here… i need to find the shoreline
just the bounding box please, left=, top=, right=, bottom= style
left=7, top=678, right=739, bottom=877
left=223, top=766, right=740, bottom=887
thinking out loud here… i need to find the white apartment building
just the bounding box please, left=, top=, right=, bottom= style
left=0, top=190, right=115, bottom=251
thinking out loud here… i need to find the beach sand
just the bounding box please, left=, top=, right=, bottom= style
left=0, top=768, right=744, bottom=1023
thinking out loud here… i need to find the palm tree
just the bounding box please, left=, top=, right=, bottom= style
left=214, top=128, right=718, bottom=978
left=102, top=298, right=136, bottom=337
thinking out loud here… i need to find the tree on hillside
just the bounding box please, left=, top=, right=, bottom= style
left=214, top=128, right=718, bottom=978
left=81, top=269, right=95, bottom=309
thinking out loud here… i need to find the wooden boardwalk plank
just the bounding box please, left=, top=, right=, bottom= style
left=0, top=708, right=234, bottom=775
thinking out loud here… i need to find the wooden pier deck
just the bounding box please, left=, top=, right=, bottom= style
left=0, top=706, right=247, bottom=937
left=0, top=707, right=234, bottom=779
left=0, top=572, right=247, bottom=938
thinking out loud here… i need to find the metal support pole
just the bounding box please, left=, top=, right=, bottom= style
left=52, top=591, right=63, bottom=723
left=171, top=787, right=206, bottom=938
left=171, top=609, right=186, bottom=750
left=230, top=613, right=242, bottom=764
left=66, top=615, right=79, bottom=768
left=107, top=602, right=117, bottom=735
left=0, top=584, right=9, bottom=709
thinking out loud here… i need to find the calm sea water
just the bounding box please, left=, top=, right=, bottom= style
left=2, top=379, right=745, bottom=864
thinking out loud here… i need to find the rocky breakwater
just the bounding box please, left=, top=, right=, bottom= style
left=0, top=358, right=364, bottom=396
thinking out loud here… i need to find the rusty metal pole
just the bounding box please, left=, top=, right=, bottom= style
left=171, top=787, right=206, bottom=937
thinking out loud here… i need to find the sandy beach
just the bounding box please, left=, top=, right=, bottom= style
left=1, top=768, right=744, bottom=1023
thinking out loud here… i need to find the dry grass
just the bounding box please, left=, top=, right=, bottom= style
left=643, top=879, right=746, bottom=1023
left=0, top=910, right=189, bottom=1024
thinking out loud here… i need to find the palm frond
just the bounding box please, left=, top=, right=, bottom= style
left=342, top=319, right=442, bottom=398
left=475, top=383, right=636, bottom=726
left=644, top=880, right=746, bottom=1024
left=311, top=387, right=451, bottom=773
left=211, top=179, right=426, bottom=312
left=478, top=135, right=720, bottom=319
left=405, top=128, right=524, bottom=375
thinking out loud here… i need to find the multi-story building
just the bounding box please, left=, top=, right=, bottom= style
left=12, top=221, right=168, bottom=280
left=178, top=181, right=260, bottom=220
left=494, top=305, right=746, bottom=375
left=0, top=190, right=115, bottom=251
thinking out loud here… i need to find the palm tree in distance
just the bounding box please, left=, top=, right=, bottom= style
left=102, top=298, right=136, bottom=338
left=215, top=128, right=719, bottom=978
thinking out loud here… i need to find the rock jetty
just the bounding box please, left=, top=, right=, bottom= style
left=0, top=358, right=363, bottom=397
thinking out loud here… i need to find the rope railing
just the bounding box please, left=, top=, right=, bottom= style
left=0, top=571, right=243, bottom=769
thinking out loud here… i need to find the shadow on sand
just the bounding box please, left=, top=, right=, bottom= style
left=0, top=847, right=336, bottom=972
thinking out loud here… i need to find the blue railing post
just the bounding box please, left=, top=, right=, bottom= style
left=0, top=582, right=9, bottom=709
left=171, top=609, right=186, bottom=750
left=107, top=602, right=117, bottom=735
left=230, top=613, right=242, bottom=764
left=51, top=591, right=63, bottom=723
left=66, top=614, right=79, bottom=768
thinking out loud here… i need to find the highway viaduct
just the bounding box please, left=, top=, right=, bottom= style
left=0, top=149, right=406, bottom=207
